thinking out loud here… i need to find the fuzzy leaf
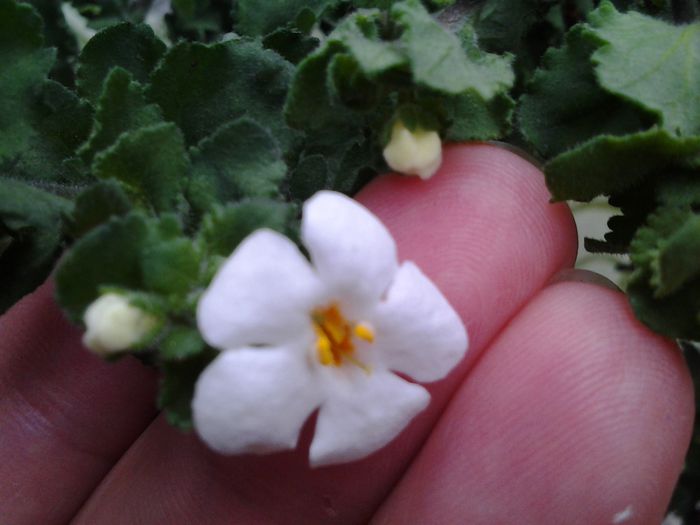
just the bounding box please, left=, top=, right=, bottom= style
left=148, top=39, right=296, bottom=150
left=158, top=352, right=215, bottom=429
left=159, top=326, right=206, bottom=361
left=201, top=200, right=296, bottom=257
left=142, top=238, right=200, bottom=295
left=392, top=0, right=514, bottom=98
left=77, top=23, right=166, bottom=103
left=445, top=92, right=514, bottom=141
left=67, top=179, right=133, bottom=237
left=188, top=118, right=286, bottom=211
left=589, top=2, right=700, bottom=136
left=235, top=0, right=337, bottom=37
left=519, top=25, right=651, bottom=158
left=0, top=178, right=70, bottom=313
left=545, top=128, right=700, bottom=201
left=79, top=67, right=163, bottom=162
left=92, top=123, right=188, bottom=213
left=56, top=212, right=149, bottom=321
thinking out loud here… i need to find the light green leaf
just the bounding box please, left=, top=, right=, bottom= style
left=391, top=0, right=514, bottom=98
left=589, top=2, right=700, bottom=135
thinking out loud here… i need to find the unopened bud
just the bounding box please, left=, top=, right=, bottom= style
left=83, top=294, right=157, bottom=355
left=382, top=120, right=442, bottom=179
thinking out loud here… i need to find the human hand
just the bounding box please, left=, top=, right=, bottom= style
left=0, top=144, right=692, bottom=524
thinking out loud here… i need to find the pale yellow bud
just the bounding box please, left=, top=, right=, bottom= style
left=382, top=120, right=442, bottom=179
left=83, top=294, right=157, bottom=355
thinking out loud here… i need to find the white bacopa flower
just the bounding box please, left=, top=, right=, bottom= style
left=382, top=120, right=443, bottom=180
left=83, top=293, right=157, bottom=355
left=193, top=191, right=467, bottom=467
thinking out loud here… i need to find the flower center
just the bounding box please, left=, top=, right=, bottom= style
left=312, top=304, right=374, bottom=371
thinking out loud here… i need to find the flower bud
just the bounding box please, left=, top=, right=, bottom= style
left=382, top=120, right=442, bottom=179
left=83, top=294, right=157, bottom=355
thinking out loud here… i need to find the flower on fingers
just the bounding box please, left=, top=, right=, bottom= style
left=192, top=191, right=467, bottom=467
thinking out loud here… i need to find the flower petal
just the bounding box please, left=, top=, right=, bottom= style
left=301, top=191, right=398, bottom=314
left=309, top=370, right=429, bottom=467
left=372, top=262, right=468, bottom=382
left=192, top=346, right=321, bottom=455
left=197, top=229, right=324, bottom=349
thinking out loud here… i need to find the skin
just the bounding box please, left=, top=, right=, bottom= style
left=0, top=144, right=693, bottom=524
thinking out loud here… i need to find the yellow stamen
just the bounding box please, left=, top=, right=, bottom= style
left=311, top=304, right=374, bottom=372
left=353, top=322, right=374, bottom=343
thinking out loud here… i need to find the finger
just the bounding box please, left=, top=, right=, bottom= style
left=74, top=143, right=577, bottom=524
left=373, top=277, right=694, bottom=525
left=0, top=282, right=158, bottom=524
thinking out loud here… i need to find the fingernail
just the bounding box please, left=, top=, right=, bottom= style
left=549, top=268, right=621, bottom=292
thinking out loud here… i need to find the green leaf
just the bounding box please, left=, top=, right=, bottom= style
left=77, top=23, right=166, bottom=103
left=158, top=351, right=215, bottom=429
left=0, top=1, right=93, bottom=187
left=391, top=0, right=514, bottom=98
left=0, top=178, right=70, bottom=313
left=56, top=212, right=149, bottom=321
left=518, top=25, right=651, bottom=158
left=626, top=206, right=700, bottom=340
left=92, top=123, right=188, bottom=213
left=148, top=39, right=296, bottom=150
left=201, top=199, right=296, bottom=257
left=159, top=326, right=206, bottom=361
left=589, top=2, right=700, bottom=136
left=545, top=128, right=700, bottom=201
left=287, top=154, right=330, bottom=201
left=188, top=118, right=286, bottom=211
left=630, top=206, right=700, bottom=298
left=445, top=91, right=514, bottom=141
left=67, top=179, right=133, bottom=237
left=235, top=0, right=338, bottom=37
left=79, top=67, right=163, bottom=163
left=262, top=27, right=320, bottom=64
left=142, top=238, right=200, bottom=295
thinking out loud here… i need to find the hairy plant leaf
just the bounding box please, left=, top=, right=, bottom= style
left=56, top=212, right=149, bottom=321
left=545, top=128, right=700, bottom=201
left=79, top=67, right=163, bottom=163
left=67, top=179, right=133, bottom=237
left=0, top=178, right=70, bottom=313
left=92, top=123, right=188, bottom=213
left=188, top=118, right=285, bottom=212
left=519, top=25, right=651, bottom=158
left=148, top=39, right=296, bottom=150
left=589, top=2, right=700, bottom=136
left=77, top=22, right=166, bottom=103
left=235, top=0, right=337, bottom=37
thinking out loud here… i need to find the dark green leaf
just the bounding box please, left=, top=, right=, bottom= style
left=545, top=128, right=700, bottom=202
left=262, top=26, right=319, bottom=64
left=67, top=179, right=133, bottom=237
left=201, top=199, right=296, bottom=257
left=445, top=91, right=514, bottom=141
left=77, top=23, right=166, bottom=103
left=79, top=67, right=163, bottom=163
left=0, top=178, right=70, bottom=313
left=235, top=0, right=338, bottom=37
left=92, top=123, right=188, bottom=213
left=519, top=25, right=651, bottom=158
left=288, top=154, right=330, bottom=201
left=148, top=39, right=296, bottom=150
left=56, top=212, right=149, bottom=321
left=188, top=118, right=286, bottom=211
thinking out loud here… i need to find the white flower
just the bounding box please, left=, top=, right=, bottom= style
left=83, top=293, right=157, bottom=355
left=193, top=191, right=467, bottom=467
left=382, top=120, right=443, bottom=179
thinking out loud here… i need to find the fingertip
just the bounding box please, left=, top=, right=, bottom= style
left=375, top=279, right=693, bottom=525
